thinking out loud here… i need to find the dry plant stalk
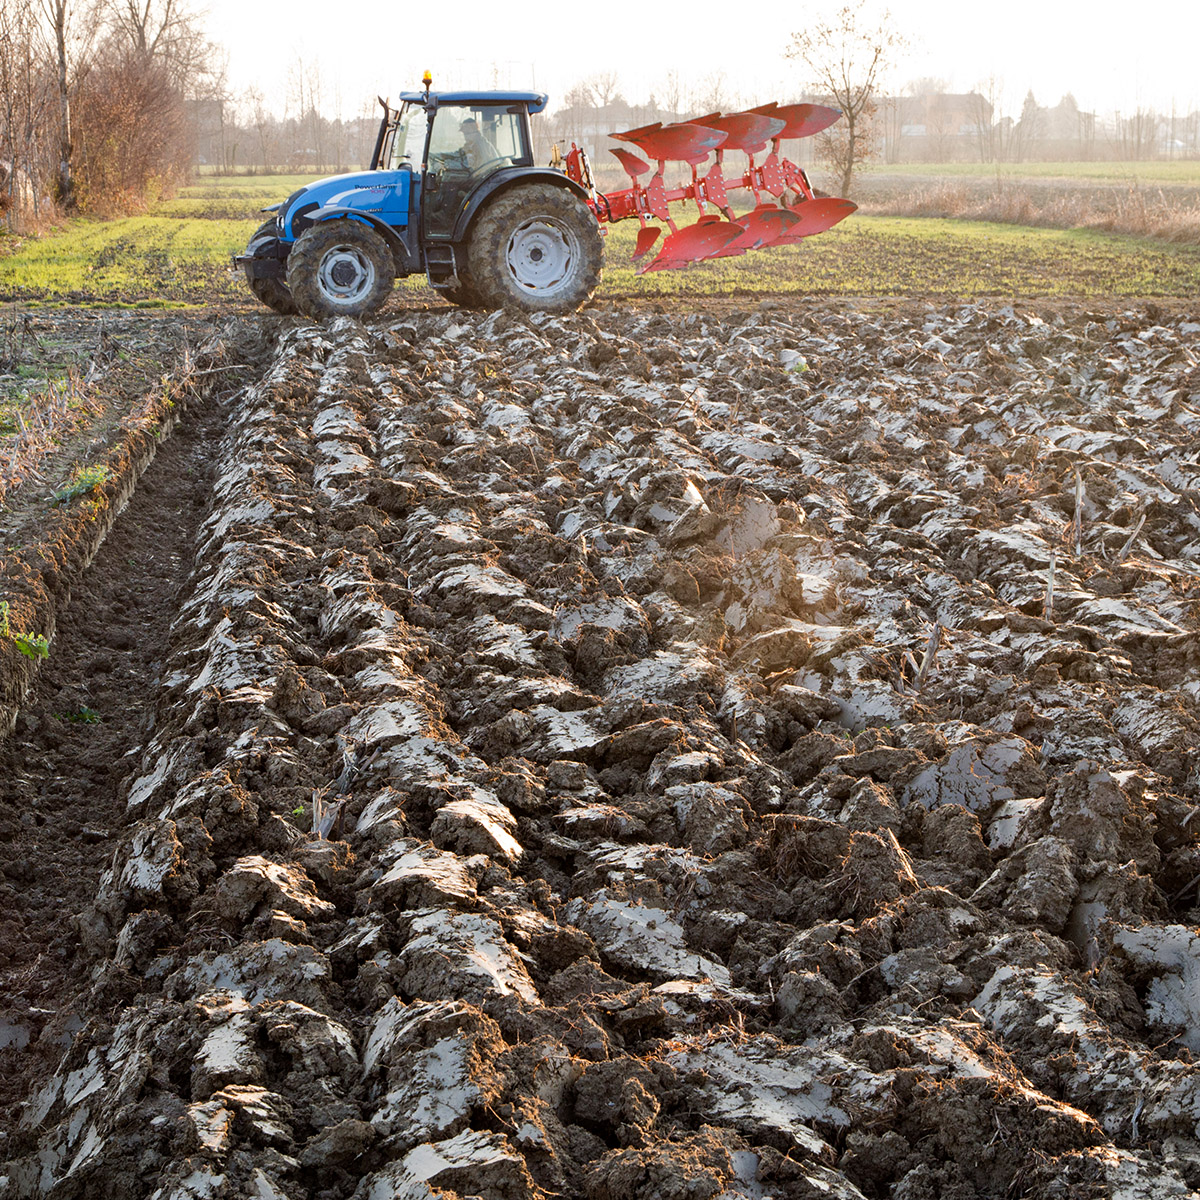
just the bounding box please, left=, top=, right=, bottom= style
left=863, top=181, right=1200, bottom=245
left=1044, top=548, right=1057, bottom=620
left=1073, top=469, right=1084, bottom=556
left=1115, top=513, right=1147, bottom=565
left=1, top=372, right=101, bottom=507
left=914, top=621, right=943, bottom=692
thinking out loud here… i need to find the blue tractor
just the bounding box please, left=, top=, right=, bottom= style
left=237, top=77, right=604, bottom=319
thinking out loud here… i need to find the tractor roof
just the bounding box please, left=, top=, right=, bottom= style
left=397, top=90, right=549, bottom=114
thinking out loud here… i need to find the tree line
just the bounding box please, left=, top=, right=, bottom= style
left=0, top=0, right=221, bottom=224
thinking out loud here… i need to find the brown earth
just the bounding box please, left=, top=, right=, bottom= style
left=1, top=294, right=1200, bottom=1199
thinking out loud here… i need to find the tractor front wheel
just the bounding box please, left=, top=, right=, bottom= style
left=468, top=183, right=603, bottom=314
left=244, top=220, right=298, bottom=315
left=287, top=220, right=395, bottom=320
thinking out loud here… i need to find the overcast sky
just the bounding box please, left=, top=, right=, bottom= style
left=203, top=0, right=1200, bottom=121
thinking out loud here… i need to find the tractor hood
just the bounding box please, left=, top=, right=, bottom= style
left=276, top=169, right=413, bottom=241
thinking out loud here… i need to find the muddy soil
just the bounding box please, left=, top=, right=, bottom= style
left=0, top=378, right=228, bottom=1112
left=2, top=296, right=1200, bottom=1200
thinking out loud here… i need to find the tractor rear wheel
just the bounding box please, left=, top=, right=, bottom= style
left=287, top=220, right=395, bottom=320
left=468, top=183, right=603, bottom=314
left=244, top=220, right=298, bottom=315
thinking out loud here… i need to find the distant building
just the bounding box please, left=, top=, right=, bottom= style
left=881, top=92, right=992, bottom=162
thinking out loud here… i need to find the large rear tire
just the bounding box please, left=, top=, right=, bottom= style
left=287, top=220, right=395, bottom=320
left=467, top=183, right=603, bottom=314
left=244, top=220, right=298, bottom=316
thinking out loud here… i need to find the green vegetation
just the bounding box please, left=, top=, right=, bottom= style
left=0, top=214, right=259, bottom=305
left=177, top=174, right=345, bottom=199
left=600, top=215, right=1200, bottom=298
left=158, top=174, right=346, bottom=220
left=0, top=599, right=50, bottom=660
left=52, top=463, right=109, bottom=504
left=53, top=705, right=101, bottom=723
left=1, top=170, right=1199, bottom=306
left=0, top=173, right=331, bottom=306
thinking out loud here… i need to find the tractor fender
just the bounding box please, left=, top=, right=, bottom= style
left=305, top=208, right=416, bottom=275
left=452, top=168, right=593, bottom=244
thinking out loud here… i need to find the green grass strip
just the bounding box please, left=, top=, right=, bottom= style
left=600, top=215, right=1200, bottom=298
left=3, top=208, right=1199, bottom=306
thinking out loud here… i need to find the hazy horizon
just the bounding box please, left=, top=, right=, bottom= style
left=203, top=0, right=1199, bottom=124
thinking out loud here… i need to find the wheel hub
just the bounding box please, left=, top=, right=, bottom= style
left=318, top=245, right=375, bottom=304
left=506, top=219, right=578, bottom=296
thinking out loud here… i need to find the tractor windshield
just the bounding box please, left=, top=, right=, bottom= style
left=386, top=103, right=430, bottom=169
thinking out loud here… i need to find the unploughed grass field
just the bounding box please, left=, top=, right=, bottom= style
left=1, top=170, right=1199, bottom=307
left=859, top=161, right=1200, bottom=184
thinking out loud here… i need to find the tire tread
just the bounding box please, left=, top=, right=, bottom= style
left=468, top=183, right=602, bottom=314
left=287, top=221, right=395, bottom=319
left=245, top=220, right=299, bottom=315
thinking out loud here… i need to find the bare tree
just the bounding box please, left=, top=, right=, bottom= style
left=550, top=81, right=593, bottom=147
left=659, top=69, right=686, bottom=123
left=903, top=77, right=951, bottom=162
left=104, top=0, right=215, bottom=91
left=971, top=76, right=1020, bottom=163
left=55, top=0, right=216, bottom=207
left=696, top=70, right=731, bottom=116
left=110, top=0, right=181, bottom=56
left=192, top=47, right=231, bottom=168
left=1114, top=108, right=1161, bottom=160
left=1013, top=89, right=1042, bottom=161
left=585, top=71, right=622, bottom=111
left=1077, top=106, right=1096, bottom=159
left=241, top=86, right=276, bottom=166
left=786, top=2, right=905, bottom=196
left=0, top=0, right=49, bottom=225
left=876, top=92, right=902, bottom=163
left=72, top=37, right=192, bottom=207
left=41, top=0, right=73, bottom=204
left=1182, top=109, right=1199, bottom=158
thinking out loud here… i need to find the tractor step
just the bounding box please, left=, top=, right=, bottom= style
left=424, top=242, right=462, bottom=289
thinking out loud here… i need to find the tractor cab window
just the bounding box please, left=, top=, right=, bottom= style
left=427, top=105, right=530, bottom=177
left=387, top=103, right=429, bottom=169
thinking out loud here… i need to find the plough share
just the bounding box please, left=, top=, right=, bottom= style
left=562, top=102, right=856, bottom=273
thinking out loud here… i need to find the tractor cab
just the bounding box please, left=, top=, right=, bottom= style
left=383, top=90, right=546, bottom=241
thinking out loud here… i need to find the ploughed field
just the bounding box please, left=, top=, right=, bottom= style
left=3, top=297, right=1200, bottom=1199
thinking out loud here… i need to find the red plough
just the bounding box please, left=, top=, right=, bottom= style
left=564, top=102, right=855, bottom=274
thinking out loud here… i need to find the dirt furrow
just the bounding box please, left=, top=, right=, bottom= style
left=0, top=378, right=233, bottom=1134
left=2, top=300, right=1200, bottom=1200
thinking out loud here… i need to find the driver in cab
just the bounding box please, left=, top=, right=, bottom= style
left=461, top=118, right=499, bottom=169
